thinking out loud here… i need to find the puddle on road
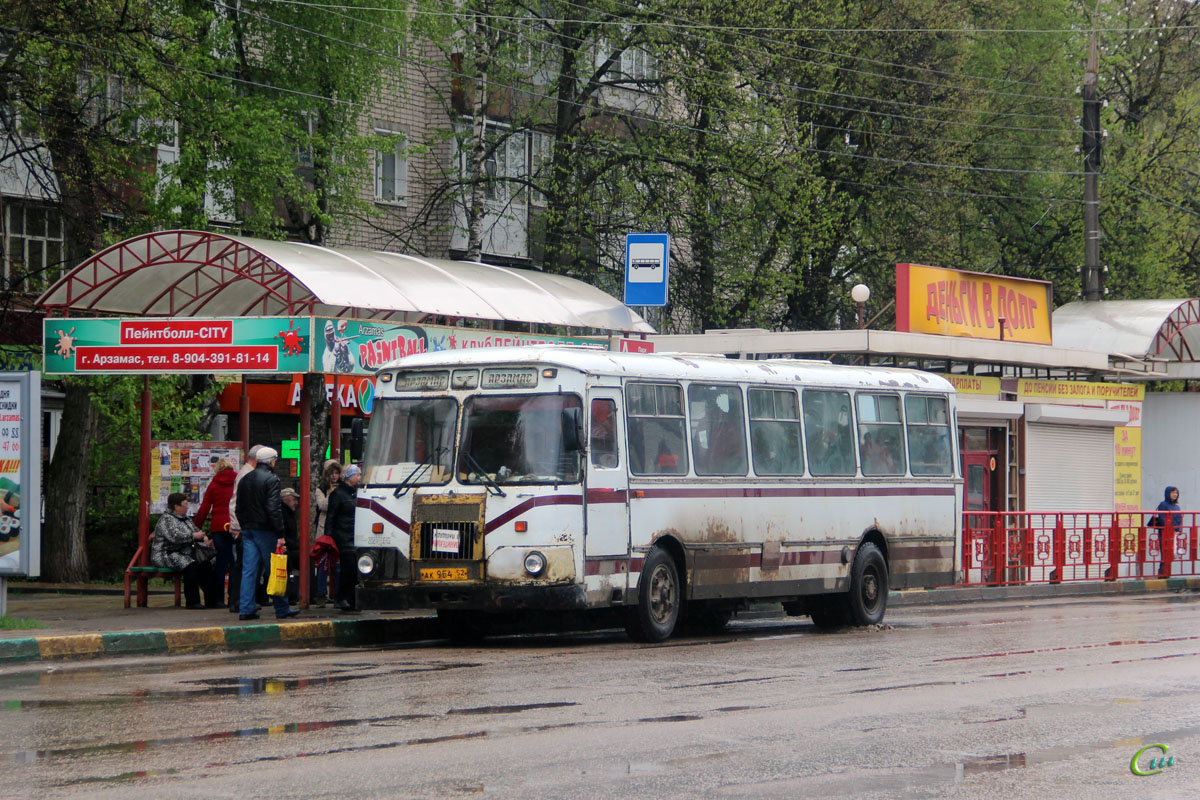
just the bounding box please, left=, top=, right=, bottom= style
left=850, top=681, right=956, bottom=694
left=930, top=633, right=1200, bottom=663
left=714, top=723, right=1200, bottom=796
left=57, top=731, right=491, bottom=786
left=447, top=702, right=576, bottom=716
left=0, top=663, right=483, bottom=711
left=4, top=699, right=572, bottom=764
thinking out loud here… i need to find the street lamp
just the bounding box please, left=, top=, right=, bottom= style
left=851, top=283, right=870, bottom=329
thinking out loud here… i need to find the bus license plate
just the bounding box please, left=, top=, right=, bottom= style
left=420, top=567, right=469, bottom=581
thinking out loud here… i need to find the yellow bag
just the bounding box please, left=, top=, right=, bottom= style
left=266, top=547, right=288, bottom=597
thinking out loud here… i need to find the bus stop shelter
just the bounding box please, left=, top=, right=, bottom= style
left=37, top=229, right=651, bottom=606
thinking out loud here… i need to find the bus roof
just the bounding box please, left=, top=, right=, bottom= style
left=382, top=346, right=956, bottom=392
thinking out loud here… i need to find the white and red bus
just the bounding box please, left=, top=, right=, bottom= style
left=353, top=346, right=961, bottom=641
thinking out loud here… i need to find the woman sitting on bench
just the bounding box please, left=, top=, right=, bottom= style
left=152, top=492, right=219, bottom=609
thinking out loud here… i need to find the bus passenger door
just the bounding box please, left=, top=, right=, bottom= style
left=585, top=389, right=631, bottom=557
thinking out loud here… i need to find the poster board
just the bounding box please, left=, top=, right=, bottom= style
left=151, top=441, right=243, bottom=516
left=0, top=372, right=40, bottom=577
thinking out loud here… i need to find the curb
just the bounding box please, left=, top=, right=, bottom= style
left=0, top=616, right=442, bottom=665
left=889, top=576, right=1200, bottom=607
left=3, top=578, right=1197, bottom=664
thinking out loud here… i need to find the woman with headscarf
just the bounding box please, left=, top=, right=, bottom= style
left=153, top=492, right=219, bottom=609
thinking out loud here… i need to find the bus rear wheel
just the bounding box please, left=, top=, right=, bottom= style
left=846, top=542, right=888, bottom=626
left=625, top=547, right=681, bottom=642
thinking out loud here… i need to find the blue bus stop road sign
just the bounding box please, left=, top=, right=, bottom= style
left=624, top=233, right=670, bottom=307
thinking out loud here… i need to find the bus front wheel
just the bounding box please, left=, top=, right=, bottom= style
left=846, top=542, right=888, bottom=626
left=625, top=548, right=681, bottom=642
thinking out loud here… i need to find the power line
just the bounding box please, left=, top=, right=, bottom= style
left=1104, top=175, right=1200, bottom=218
left=260, top=1, right=1199, bottom=36
left=263, top=0, right=1081, bottom=101
left=230, top=1, right=1084, bottom=161
left=548, top=0, right=1079, bottom=101
left=3, top=20, right=1085, bottom=207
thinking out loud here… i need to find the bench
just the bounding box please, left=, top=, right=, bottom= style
left=123, top=544, right=182, bottom=608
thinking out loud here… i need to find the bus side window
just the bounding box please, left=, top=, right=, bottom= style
left=803, top=389, right=856, bottom=476
left=905, top=395, right=953, bottom=476
left=856, top=393, right=906, bottom=476
left=688, top=384, right=748, bottom=476
left=626, top=383, right=688, bottom=475
left=590, top=398, right=619, bottom=469
left=749, top=388, right=803, bottom=475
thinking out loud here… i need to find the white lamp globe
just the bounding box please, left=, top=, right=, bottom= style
left=851, top=283, right=871, bottom=304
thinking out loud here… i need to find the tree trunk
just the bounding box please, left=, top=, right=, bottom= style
left=304, top=372, right=331, bottom=539
left=41, top=379, right=97, bottom=581
left=465, top=29, right=491, bottom=262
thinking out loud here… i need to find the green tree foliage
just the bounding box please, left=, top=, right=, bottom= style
left=1, top=0, right=408, bottom=578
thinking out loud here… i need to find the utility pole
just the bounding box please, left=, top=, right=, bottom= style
left=1082, top=13, right=1103, bottom=301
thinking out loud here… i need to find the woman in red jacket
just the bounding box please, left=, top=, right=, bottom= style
left=193, top=459, right=238, bottom=608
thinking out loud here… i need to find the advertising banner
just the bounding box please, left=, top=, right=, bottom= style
left=151, top=441, right=243, bottom=516
left=43, top=317, right=312, bottom=375
left=1019, top=378, right=1145, bottom=514
left=314, top=319, right=598, bottom=376
left=0, top=372, right=40, bottom=577
left=896, top=263, right=1053, bottom=345
left=939, top=374, right=1002, bottom=396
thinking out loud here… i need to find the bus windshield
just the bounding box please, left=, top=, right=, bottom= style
left=363, top=397, right=457, bottom=486
left=458, top=394, right=583, bottom=485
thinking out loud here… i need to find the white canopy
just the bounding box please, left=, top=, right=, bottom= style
left=37, top=230, right=653, bottom=333
left=1052, top=299, right=1200, bottom=377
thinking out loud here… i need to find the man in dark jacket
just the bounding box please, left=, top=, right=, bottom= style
left=235, top=447, right=299, bottom=621
left=326, top=463, right=362, bottom=612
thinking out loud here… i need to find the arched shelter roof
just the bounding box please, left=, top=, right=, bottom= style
left=1052, top=299, right=1200, bottom=375
left=37, top=230, right=653, bottom=333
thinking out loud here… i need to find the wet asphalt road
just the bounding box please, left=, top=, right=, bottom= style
left=1, top=593, right=1198, bottom=800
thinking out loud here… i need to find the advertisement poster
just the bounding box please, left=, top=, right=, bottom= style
left=1019, top=378, right=1145, bottom=513
left=151, top=441, right=243, bottom=515
left=43, top=317, right=312, bottom=375
left=0, top=372, right=40, bottom=577
left=896, top=263, right=1053, bottom=345
left=314, top=318, right=598, bottom=376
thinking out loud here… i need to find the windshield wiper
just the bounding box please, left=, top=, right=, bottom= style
left=392, top=446, right=448, bottom=498
left=462, top=450, right=506, bottom=497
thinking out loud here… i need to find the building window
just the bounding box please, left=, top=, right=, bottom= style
left=3, top=202, right=64, bottom=291
left=620, top=46, right=657, bottom=82
left=374, top=127, right=407, bottom=203
left=530, top=131, right=553, bottom=207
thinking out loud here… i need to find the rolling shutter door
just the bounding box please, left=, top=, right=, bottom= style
left=1024, top=423, right=1113, bottom=512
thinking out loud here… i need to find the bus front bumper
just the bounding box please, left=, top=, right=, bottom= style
left=357, top=581, right=589, bottom=612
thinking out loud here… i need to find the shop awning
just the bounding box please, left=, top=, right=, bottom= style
left=1052, top=299, right=1200, bottom=378
left=37, top=230, right=653, bottom=333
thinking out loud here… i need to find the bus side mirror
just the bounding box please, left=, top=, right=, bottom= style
left=561, top=407, right=585, bottom=452
left=350, top=418, right=364, bottom=462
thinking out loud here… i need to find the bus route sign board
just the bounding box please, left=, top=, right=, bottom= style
left=624, top=233, right=670, bottom=307
left=42, top=317, right=312, bottom=375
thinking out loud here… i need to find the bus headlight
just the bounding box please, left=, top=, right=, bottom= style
left=357, top=550, right=379, bottom=577
left=523, top=550, right=547, bottom=577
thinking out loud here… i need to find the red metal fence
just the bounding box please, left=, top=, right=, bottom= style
left=961, top=511, right=1200, bottom=585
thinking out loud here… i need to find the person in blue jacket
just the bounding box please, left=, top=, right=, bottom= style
left=1151, top=486, right=1182, bottom=530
